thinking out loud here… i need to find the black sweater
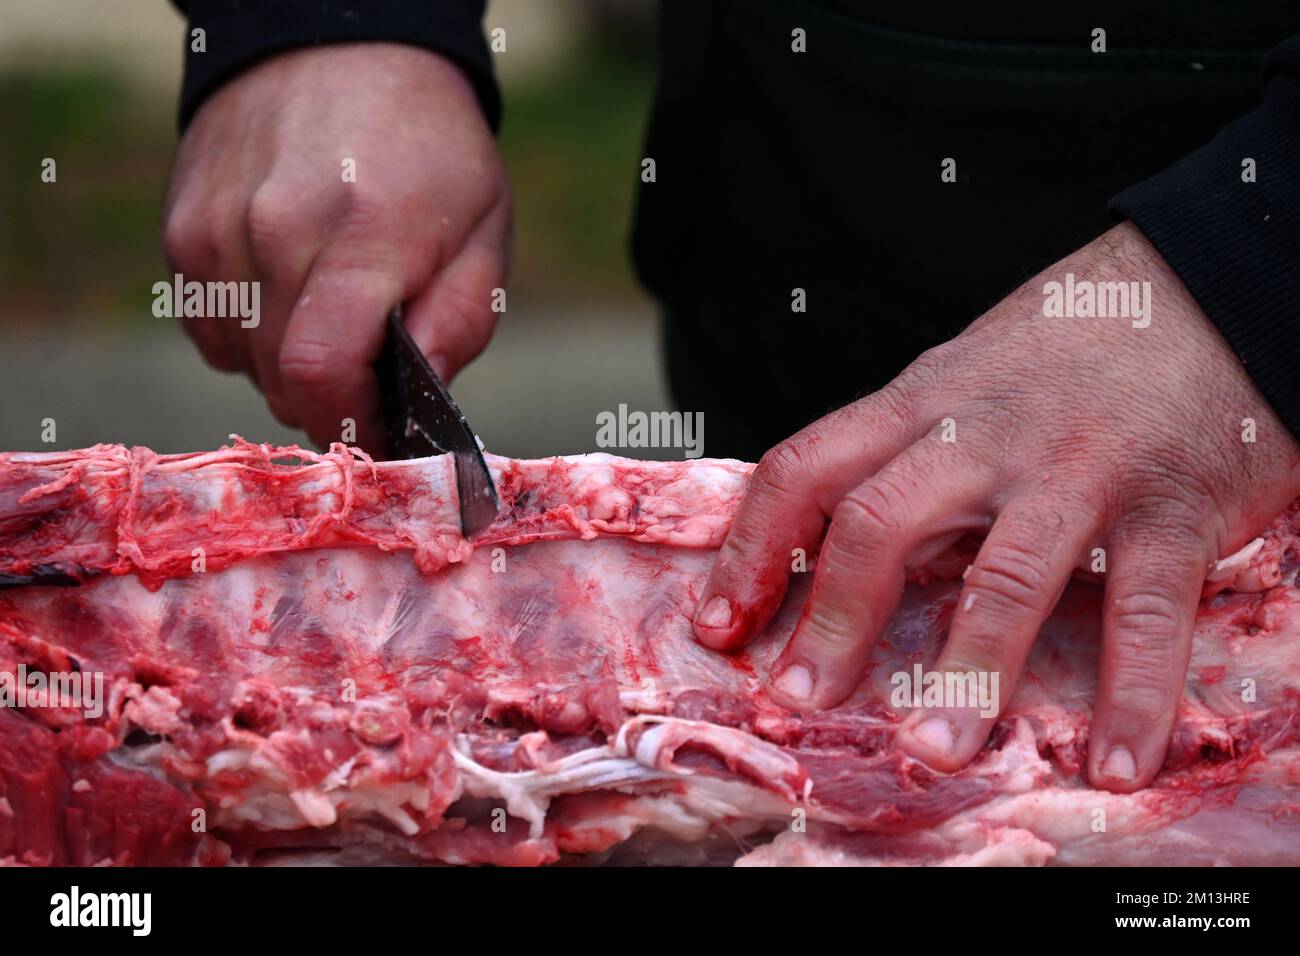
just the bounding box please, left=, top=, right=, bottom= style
left=172, top=0, right=1300, bottom=458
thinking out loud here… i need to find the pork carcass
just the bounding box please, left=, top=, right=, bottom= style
left=0, top=439, right=1297, bottom=866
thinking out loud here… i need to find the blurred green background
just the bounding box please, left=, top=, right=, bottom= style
left=0, top=0, right=678, bottom=458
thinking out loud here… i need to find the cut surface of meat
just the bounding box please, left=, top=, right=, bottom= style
left=1, top=439, right=1298, bottom=866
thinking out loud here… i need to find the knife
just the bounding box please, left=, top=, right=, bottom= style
left=375, top=308, right=500, bottom=538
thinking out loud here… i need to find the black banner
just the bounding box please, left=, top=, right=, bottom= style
left=0, top=865, right=1285, bottom=942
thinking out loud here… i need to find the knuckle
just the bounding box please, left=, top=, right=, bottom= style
left=1104, top=656, right=1173, bottom=718
left=715, top=511, right=780, bottom=574
left=1117, top=448, right=1219, bottom=515
left=755, top=440, right=814, bottom=494
left=1108, top=589, right=1184, bottom=639
left=799, top=604, right=862, bottom=654
left=1115, top=493, right=1209, bottom=551
left=339, top=188, right=401, bottom=235
left=278, top=341, right=334, bottom=392
left=965, top=542, right=1054, bottom=616
left=161, top=212, right=210, bottom=270
left=869, top=378, right=921, bottom=428
left=835, top=482, right=906, bottom=544
left=437, top=281, right=492, bottom=335
left=901, top=342, right=957, bottom=395
left=246, top=185, right=310, bottom=262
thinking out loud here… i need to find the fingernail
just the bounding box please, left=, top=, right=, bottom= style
left=773, top=664, right=813, bottom=702
left=696, top=594, right=733, bottom=630
left=910, top=715, right=957, bottom=757
left=1101, top=746, right=1137, bottom=782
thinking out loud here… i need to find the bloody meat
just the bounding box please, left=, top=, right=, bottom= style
left=1, top=439, right=1298, bottom=866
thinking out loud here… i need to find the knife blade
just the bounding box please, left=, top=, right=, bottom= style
left=375, top=308, right=500, bottom=538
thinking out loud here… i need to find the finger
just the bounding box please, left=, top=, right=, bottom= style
left=245, top=281, right=306, bottom=428
left=767, top=442, right=995, bottom=710
left=243, top=184, right=333, bottom=429
left=277, top=256, right=405, bottom=453
left=162, top=202, right=252, bottom=375
left=1088, top=520, right=1207, bottom=792
left=693, top=387, right=922, bottom=651
left=403, top=195, right=511, bottom=382
left=895, top=492, right=1099, bottom=770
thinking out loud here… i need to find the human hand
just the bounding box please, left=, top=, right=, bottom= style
left=693, top=222, right=1300, bottom=791
left=162, top=43, right=511, bottom=452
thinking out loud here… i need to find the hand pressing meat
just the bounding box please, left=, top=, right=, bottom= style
left=161, top=43, right=512, bottom=453
left=693, top=221, right=1300, bottom=792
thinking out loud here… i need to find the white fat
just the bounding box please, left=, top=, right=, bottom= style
left=343, top=786, right=427, bottom=836
left=290, top=789, right=338, bottom=827
left=320, top=757, right=359, bottom=792
left=206, top=747, right=251, bottom=775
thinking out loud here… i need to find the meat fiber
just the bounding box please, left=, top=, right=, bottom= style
left=1, top=439, right=1298, bottom=866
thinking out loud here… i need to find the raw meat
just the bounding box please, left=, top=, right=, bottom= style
left=1, top=439, right=1298, bottom=866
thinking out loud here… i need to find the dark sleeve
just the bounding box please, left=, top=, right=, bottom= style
left=171, top=0, right=500, bottom=132
left=1110, top=39, right=1300, bottom=440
